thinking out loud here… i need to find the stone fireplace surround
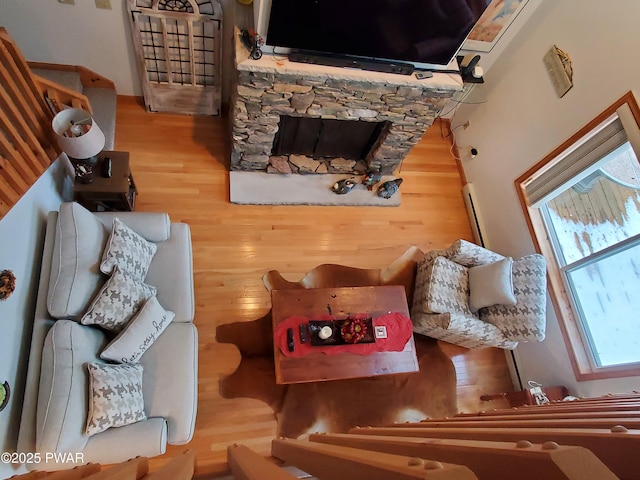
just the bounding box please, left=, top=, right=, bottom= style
left=231, top=35, right=462, bottom=176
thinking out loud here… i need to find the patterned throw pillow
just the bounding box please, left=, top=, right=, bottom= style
left=100, top=217, right=157, bottom=282
left=448, top=239, right=504, bottom=267
left=81, top=267, right=156, bottom=332
left=101, top=296, right=174, bottom=364
left=86, top=363, right=146, bottom=436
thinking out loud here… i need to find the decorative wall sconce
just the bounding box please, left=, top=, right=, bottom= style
left=0, top=270, right=15, bottom=301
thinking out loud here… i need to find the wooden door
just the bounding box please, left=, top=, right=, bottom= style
left=127, top=0, right=222, bottom=115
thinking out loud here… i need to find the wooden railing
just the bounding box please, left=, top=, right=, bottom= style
left=0, top=28, right=92, bottom=219
left=228, top=392, right=640, bottom=480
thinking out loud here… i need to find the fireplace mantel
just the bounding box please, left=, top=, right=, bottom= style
left=231, top=31, right=462, bottom=174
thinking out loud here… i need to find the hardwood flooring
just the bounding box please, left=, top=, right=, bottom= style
left=114, top=96, right=514, bottom=476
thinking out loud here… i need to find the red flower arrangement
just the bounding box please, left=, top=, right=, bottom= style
left=340, top=317, right=368, bottom=344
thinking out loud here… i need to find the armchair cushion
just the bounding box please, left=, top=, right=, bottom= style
left=425, top=257, right=471, bottom=314
left=481, top=254, right=547, bottom=342
left=468, top=257, right=517, bottom=312
left=448, top=239, right=505, bottom=267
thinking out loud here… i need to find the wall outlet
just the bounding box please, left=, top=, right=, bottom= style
left=58, top=0, right=75, bottom=5
left=95, top=0, right=112, bottom=9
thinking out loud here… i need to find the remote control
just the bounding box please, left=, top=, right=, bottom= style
left=415, top=71, right=433, bottom=80
left=102, top=157, right=112, bottom=178
left=287, top=328, right=295, bottom=352
left=299, top=324, right=307, bottom=344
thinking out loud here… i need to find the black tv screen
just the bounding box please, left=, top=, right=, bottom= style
left=265, top=0, right=491, bottom=67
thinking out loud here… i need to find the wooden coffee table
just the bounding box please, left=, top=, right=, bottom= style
left=271, top=285, right=418, bottom=384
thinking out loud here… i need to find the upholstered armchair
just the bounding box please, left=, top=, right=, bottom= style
left=411, top=240, right=547, bottom=349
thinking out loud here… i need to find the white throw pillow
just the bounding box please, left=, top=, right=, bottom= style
left=100, top=217, right=157, bottom=282
left=81, top=267, right=156, bottom=332
left=468, top=257, right=517, bottom=313
left=101, top=296, right=174, bottom=363
left=86, top=363, right=146, bottom=436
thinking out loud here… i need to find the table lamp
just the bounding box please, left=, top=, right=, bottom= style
left=52, top=108, right=105, bottom=168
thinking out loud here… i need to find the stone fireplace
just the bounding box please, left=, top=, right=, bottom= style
left=230, top=35, right=462, bottom=178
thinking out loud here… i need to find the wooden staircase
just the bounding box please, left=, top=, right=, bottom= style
left=226, top=392, right=639, bottom=480
left=0, top=27, right=116, bottom=220
left=28, top=62, right=117, bottom=152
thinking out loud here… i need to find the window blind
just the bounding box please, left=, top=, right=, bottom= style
left=526, top=115, right=627, bottom=206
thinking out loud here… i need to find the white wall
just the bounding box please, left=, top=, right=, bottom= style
left=0, top=1, right=139, bottom=95
left=0, top=159, right=72, bottom=479
left=0, top=0, right=235, bottom=101
left=453, top=0, right=640, bottom=396
left=458, top=0, right=545, bottom=79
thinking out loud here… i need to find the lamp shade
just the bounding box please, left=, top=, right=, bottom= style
left=52, top=108, right=105, bottom=161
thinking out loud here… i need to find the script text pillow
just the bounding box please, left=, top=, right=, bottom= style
left=81, top=267, right=156, bottom=332
left=468, top=257, right=517, bottom=312
left=101, top=296, right=174, bottom=363
left=86, top=363, right=146, bottom=436
left=100, top=217, right=157, bottom=282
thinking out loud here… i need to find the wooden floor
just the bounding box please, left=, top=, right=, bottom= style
left=114, top=97, right=514, bottom=477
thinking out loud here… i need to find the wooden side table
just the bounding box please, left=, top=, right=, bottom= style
left=73, top=151, right=137, bottom=212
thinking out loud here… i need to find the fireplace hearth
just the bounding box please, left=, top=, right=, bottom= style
left=231, top=32, right=462, bottom=178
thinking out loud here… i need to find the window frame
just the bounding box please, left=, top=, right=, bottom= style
left=515, top=91, right=640, bottom=381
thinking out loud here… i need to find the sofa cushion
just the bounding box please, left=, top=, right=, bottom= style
left=81, top=268, right=156, bottom=332
left=140, top=322, right=198, bottom=444
left=95, top=212, right=171, bottom=243
left=101, top=296, right=174, bottom=364
left=37, top=320, right=108, bottom=453
left=145, top=223, right=195, bottom=323
left=100, top=217, right=157, bottom=282
left=86, top=363, right=146, bottom=436
left=468, top=257, right=517, bottom=313
left=481, top=254, right=548, bottom=342
left=47, top=202, right=109, bottom=319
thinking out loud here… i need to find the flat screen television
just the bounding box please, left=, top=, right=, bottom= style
left=263, top=0, right=492, bottom=71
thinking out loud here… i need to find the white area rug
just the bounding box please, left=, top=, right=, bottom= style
left=230, top=172, right=401, bottom=206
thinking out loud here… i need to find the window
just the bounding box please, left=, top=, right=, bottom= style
left=516, top=92, right=640, bottom=380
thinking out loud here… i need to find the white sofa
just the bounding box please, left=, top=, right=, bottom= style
left=17, top=202, right=197, bottom=470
